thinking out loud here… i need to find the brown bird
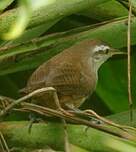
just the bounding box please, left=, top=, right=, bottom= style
left=21, top=39, right=123, bottom=109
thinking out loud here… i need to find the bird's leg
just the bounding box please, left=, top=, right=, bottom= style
left=51, top=91, right=71, bottom=152
left=28, top=113, right=37, bottom=133
left=65, top=105, right=101, bottom=126
left=62, top=119, right=71, bottom=152
left=52, top=91, right=72, bottom=116
left=65, top=105, right=136, bottom=132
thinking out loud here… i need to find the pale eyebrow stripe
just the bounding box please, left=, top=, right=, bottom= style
left=94, top=45, right=110, bottom=52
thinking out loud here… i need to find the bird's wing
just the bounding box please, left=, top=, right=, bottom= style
left=46, top=62, right=89, bottom=96
left=22, top=61, right=91, bottom=96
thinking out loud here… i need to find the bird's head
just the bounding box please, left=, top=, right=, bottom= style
left=87, top=40, right=126, bottom=70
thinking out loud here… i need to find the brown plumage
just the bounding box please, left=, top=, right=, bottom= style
left=21, top=39, right=118, bottom=109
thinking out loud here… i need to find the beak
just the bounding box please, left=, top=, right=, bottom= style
left=110, top=48, right=127, bottom=56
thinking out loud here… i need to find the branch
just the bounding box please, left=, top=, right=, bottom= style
left=0, top=91, right=136, bottom=141
left=0, top=110, right=136, bottom=152
left=0, top=15, right=136, bottom=75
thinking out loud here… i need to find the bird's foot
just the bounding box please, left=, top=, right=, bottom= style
left=28, top=113, right=46, bottom=133
left=52, top=92, right=73, bottom=117
left=57, top=106, right=73, bottom=117
left=51, top=92, right=71, bottom=151
left=84, top=109, right=136, bottom=132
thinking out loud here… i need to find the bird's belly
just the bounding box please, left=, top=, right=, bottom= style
left=31, top=91, right=87, bottom=109
left=29, top=73, right=97, bottom=109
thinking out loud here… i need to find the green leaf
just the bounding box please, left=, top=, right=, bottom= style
left=0, top=0, right=108, bottom=35
left=2, top=0, right=31, bottom=40
left=0, top=0, right=14, bottom=11
left=80, top=0, right=128, bottom=21
left=96, top=49, right=136, bottom=112
left=0, top=17, right=136, bottom=75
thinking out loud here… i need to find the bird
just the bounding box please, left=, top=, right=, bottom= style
left=21, top=39, right=124, bottom=110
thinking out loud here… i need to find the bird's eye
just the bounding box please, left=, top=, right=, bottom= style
left=98, top=48, right=109, bottom=54
left=93, top=45, right=110, bottom=57
left=103, top=48, right=109, bottom=54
